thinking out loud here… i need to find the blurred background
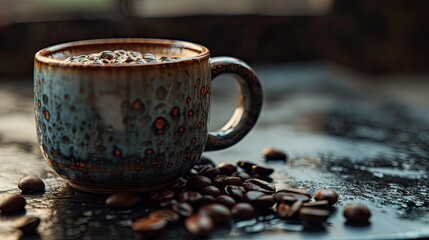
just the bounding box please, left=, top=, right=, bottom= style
left=0, top=0, right=428, bottom=77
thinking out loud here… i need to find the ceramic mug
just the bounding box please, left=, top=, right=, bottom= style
left=34, top=38, right=262, bottom=193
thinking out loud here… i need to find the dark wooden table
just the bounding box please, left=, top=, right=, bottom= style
left=0, top=62, right=428, bottom=239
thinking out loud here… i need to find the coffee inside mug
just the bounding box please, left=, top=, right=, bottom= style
left=40, top=39, right=208, bottom=64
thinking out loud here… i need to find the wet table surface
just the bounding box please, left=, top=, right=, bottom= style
left=0, top=62, right=428, bottom=240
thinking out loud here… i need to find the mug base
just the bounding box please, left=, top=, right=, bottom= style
left=67, top=179, right=178, bottom=194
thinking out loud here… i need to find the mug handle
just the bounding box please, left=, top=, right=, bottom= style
left=205, top=57, right=263, bottom=151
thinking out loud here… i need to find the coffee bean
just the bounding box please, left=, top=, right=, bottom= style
left=132, top=217, right=167, bottom=236
left=281, top=193, right=310, bottom=203
left=159, top=56, right=172, bottom=62
left=187, top=175, right=212, bottom=191
left=197, top=195, right=216, bottom=208
left=343, top=204, right=371, bottom=223
left=231, top=171, right=251, bottom=181
left=252, top=165, right=274, bottom=177
left=217, top=162, right=237, bottom=176
left=105, top=192, right=141, bottom=208
left=245, top=191, right=266, bottom=201
left=224, top=185, right=246, bottom=202
left=169, top=178, right=187, bottom=193
left=274, top=192, right=297, bottom=204
left=302, top=200, right=330, bottom=209
left=276, top=188, right=311, bottom=198
left=188, top=168, right=199, bottom=176
left=199, top=167, right=220, bottom=179
left=276, top=202, right=291, bottom=219
left=178, top=191, right=202, bottom=206
left=172, top=202, right=194, bottom=217
left=299, top=207, right=330, bottom=224
left=215, top=195, right=236, bottom=208
left=199, top=203, right=232, bottom=224
left=18, top=176, right=45, bottom=193
left=288, top=200, right=303, bottom=219
left=236, top=161, right=256, bottom=173
left=314, top=189, right=339, bottom=205
left=242, top=179, right=275, bottom=194
left=185, top=214, right=214, bottom=237
left=159, top=199, right=178, bottom=208
left=100, top=51, right=115, bottom=60
left=250, top=195, right=275, bottom=210
left=194, top=156, right=216, bottom=170
left=231, top=203, right=255, bottom=220
left=262, top=147, right=287, bottom=161
left=213, top=176, right=242, bottom=189
left=200, top=186, right=221, bottom=197
left=15, top=216, right=40, bottom=234
left=149, top=209, right=179, bottom=223
left=0, top=194, right=26, bottom=213
left=150, top=189, right=174, bottom=202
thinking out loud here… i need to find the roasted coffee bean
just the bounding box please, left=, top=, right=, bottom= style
left=18, top=176, right=45, bottom=193
left=0, top=194, right=26, bottom=213
left=242, top=179, right=276, bottom=194
left=186, top=175, right=212, bottom=191
left=314, top=189, right=339, bottom=205
left=178, top=191, right=202, bottom=206
left=150, top=189, right=175, bottom=202
left=198, top=167, right=220, bottom=179
left=200, top=186, right=221, bottom=197
left=172, top=202, right=194, bottom=217
left=132, top=217, right=168, bottom=236
left=217, top=162, right=237, bottom=176
left=252, top=165, right=274, bottom=177
left=299, top=207, right=330, bottom=224
left=276, top=202, right=291, bottom=219
left=224, top=185, right=246, bottom=202
left=288, top=200, right=303, bottom=219
left=100, top=51, right=115, bottom=60
left=159, top=199, right=178, bottom=208
left=343, top=204, right=371, bottom=223
left=250, top=195, right=275, bottom=210
left=245, top=191, right=266, bottom=201
left=105, top=193, right=141, bottom=208
left=199, top=203, right=232, bottom=224
left=237, top=161, right=256, bottom=173
left=231, top=203, right=255, bottom=220
left=215, top=195, right=236, bottom=208
left=285, top=193, right=310, bottom=203
left=188, top=168, right=199, bottom=176
left=276, top=188, right=311, bottom=198
left=231, top=171, right=251, bottom=181
left=15, top=216, right=40, bottom=234
left=169, top=178, right=187, bottom=193
left=194, top=156, right=216, bottom=170
left=149, top=209, right=179, bottom=223
left=197, top=195, right=216, bottom=208
left=302, top=200, right=330, bottom=209
left=262, top=147, right=287, bottom=161
left=274, top=192, right=297, bottom=204
left=185, top=214, right=214, bottom=237
left=213, top=176, right=242, bottom=189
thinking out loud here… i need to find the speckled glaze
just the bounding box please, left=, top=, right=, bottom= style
left=34, top=39, right=262, bottom=193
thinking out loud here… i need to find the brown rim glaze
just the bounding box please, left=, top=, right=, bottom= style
left=35, top=38, right=210, bottom=68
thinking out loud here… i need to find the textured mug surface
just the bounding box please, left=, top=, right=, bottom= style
left=34, top=38, right=262, bottom=193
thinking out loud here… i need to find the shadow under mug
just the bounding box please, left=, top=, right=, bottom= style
left=34, top=38, right=263, bottom=193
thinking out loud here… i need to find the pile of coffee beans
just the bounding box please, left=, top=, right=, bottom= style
left=64, top=50, right=181, bottom=65
left=103, top=156, right=372, bottom=237
left=0, top=149, right=373, bottom=238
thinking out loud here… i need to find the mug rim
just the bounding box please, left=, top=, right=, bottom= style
left=35, top=38, right=210, bottom=68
